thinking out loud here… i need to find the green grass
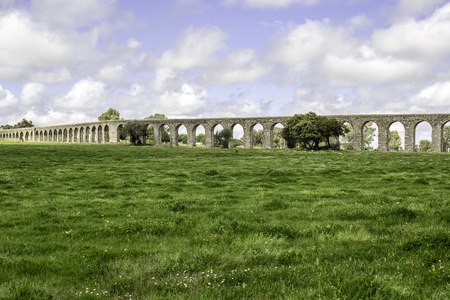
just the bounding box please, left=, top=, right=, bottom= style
left=0, top=141, right=449, bottom=299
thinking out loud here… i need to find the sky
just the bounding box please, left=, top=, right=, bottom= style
left=1, top=0, right=450, bottom=135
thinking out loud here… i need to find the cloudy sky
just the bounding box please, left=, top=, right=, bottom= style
left=1, top=0, right=450, bottom=127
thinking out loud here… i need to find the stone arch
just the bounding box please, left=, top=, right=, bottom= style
left=191, top=124, right=205, bottom=147
left=339, top=121, right=354, bottom=150
left=269, top=122, right=285, bottom=149
left=443, top=121, right=450, bottom=152
left=249, top=123, right=264, bottom=148
left=104, top=125, right=109, bottom=143
left=415, top=121, right=432, bottom=152
left=24, top=132, right=29, bottom=141
left=53, top=130, right=57, bottom=142
left=79, top=127, right=85, bottom=143
left=68, top=128, right=73, bottom=142
left=211, top=123, right=224, bottom=148
left=49, top=130, right=53, bottom=141
left=361, top=121, right=379, bottom=150
left=63, top=129, right=67, bottom=142
left=388, top=121, right=405, bottom=151
left=85, top=126, right=90, bottom=143
left=91, top=126, right=96, bottom=143
left=97, top=125, right=103, bottom=144
left=74, top=128, right=78, bottom=143
left=155, top=123, right=171, bottom=145
left=229, top=123, right=244, bottom=148
left=116, top=124, right=124, bottom=143
left=176, top=124, right=187, bottom=146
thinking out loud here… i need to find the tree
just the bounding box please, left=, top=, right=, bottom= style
left=214, top=128, right=232, bottom=148
left=273, top=127, right=284, bottom=148
left=233, top=138, right=243, bottom=147
left=145, top=114, right=169, bottom=143
left=315, top=116, right=346, bottom=148
left=281, top=112, right=344, bottom=150
left=196, top=133, right=205, bottom=145
left=121, top=121, right=148, bottom=145
left=443, top=125, right=450, bottom=152
left=418, top=140, right=431, bottom=152
left=14, top=119, right=34, bottom=128
left=1, top=124, right=13, bottom=129
left=363, top=122, right=376, bottom=149
left=252, top=129, right=264, bottom=147
left=389, top=130, right=402, bottom=151
left=340, top=123, right=354, bottom=150
left=98, top=108, right=122, bottom=121
left=178, top=134, right=187, bottom=144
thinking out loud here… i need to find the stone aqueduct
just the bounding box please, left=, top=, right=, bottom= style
left=1, top=114, right=450, bottom=152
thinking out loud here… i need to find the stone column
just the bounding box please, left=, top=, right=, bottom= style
left=404, top=121, right=415, bottom=152
left=204, top=125, right=214, bottom=148
left=353, top=122, right=363, bottom=151
left=170, top=124, right=178, bottom=147
left=243, top=125, right=252, bottom=149
left=378, top=123, right=389, bottom=151
left=431, top=123, right=443, bottom=152
left=263, top=124, right=273, bottom=149
left=186, top=125, right=196, bottom=147
left=153, top=124, right=161, bottom=145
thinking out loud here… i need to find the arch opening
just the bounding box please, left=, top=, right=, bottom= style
left=104, top=125, right=109, bottom=143
left=195, top=125, right=205, bottom=146
left=231, top=123, right=244, bottom=148
left=97, top=126, right=103, bottom=144
left=272, top=123, right=285, bottom=149
left=415, top=121, right=432, bottom=152
left=74, top=128, right=78, bottom=143
left=388, top=122, right=405, bottom=151
left=363, top=121, right=378, bottom=150
left=177, top=125, right=187, bottom=146
left=251, top=123, right=264, bottom=148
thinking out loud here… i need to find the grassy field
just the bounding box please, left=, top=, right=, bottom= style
left=0, top=141, right=448, bottom=299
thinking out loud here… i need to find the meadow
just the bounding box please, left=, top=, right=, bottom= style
left=0, top=141, right=448, bottom=299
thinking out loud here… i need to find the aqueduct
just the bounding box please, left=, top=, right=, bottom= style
left=1, top=114, right=450, bottom=152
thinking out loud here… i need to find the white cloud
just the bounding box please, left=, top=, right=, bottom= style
left=96, top=63, right=126, bottom=82
left=394, top=0, right=446, bottom=19
left=410, top=81, right=450, bottom=107
left=203, top=49, right=270, bottom=85
left=157, top=83, right=209, bottom=115
left=223, top=0, right=320, bottom=8
left=158, top=26, right=227, bottom=70
left=21, top=108, right=94, bottom=126
left=30, top=0, right=117, bottom=29
left=30, top=68, right=72, bottom=83
left=323, top=54, right=424, bottom=86
left=128, top=38, right=142, bottom=49
left=0, top=84, right=18, bottom=108
left=20, top=83, right=47, bottom=106
left=0, top=11, right=71, bottom=77
left=53, top=77, right=108, bottom=109
left=373, top=2, right=450, bottom=61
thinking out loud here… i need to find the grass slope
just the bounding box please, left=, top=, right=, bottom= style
left=0, top=141, right=449, bottom=299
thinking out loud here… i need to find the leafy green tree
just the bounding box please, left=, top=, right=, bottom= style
left=178, top=134, right=187, bottom=144
left=389, top=130, right=402, bottom=151
left=14, top=118, right=34, bottom=128
left=282, top=112, right=344, bottom=150
left=233, top=138, right=243, bottom=147
left=443, top=125, right=450, bottom=152
left=98, top=108, right=122, bottom=121
left=363, top=122, right=376, bottom=149
left=315, top=116, right=346, bottom=148
left=418, top=140, right=431, bottom=152
left=196, top=133, right=205, bottom=145
left=252, top=129, right=264, bottom=147
left=273, top=127, right=284, bottom=148
left=340, top=123, right=354, bottom=150
left=145, top=114, right=169, bottom=143
left=214, top=128, right=232, bottom=148
left=1, top=124, right=13, bottom=129
left=121, top=121, right=148, bottom=145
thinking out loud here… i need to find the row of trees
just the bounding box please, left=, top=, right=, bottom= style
left=1, top=118, right=35, bottom=129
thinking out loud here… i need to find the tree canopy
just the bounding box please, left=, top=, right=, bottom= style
left=121, top=121, right=148, bottom=145
left=98, top=108, right=122, bottom=121
left=145, top=114, right=169, bottom=143
left=281, top=112, right=345, bottom=149
left=214, top=128, right=232, bottom=148
left=389, top=130, right=402, bottom=151
left=14, top=118, right=34, bottom=128
left=418, top=140, right=431, bottom=152
left=443, top=125, right=450, bottom=152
